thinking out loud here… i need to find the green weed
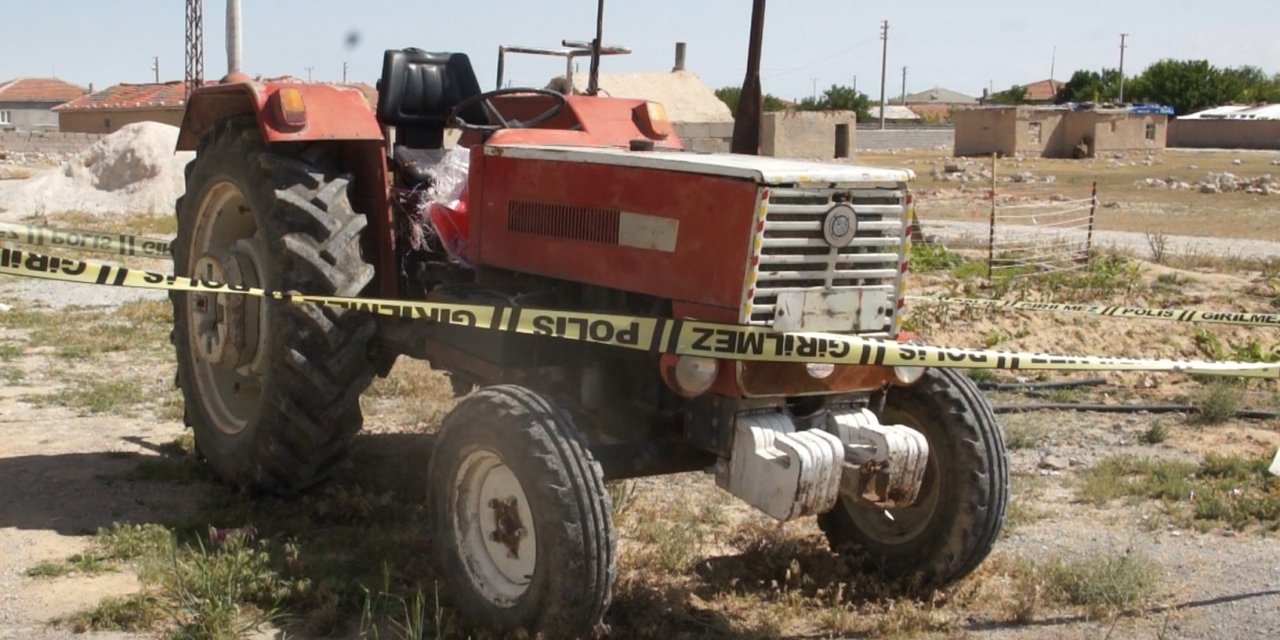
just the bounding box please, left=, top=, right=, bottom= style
left=26, top=553, right=114, bottom=578
left=1078, top=454, right=1279, bottom=531
left=65, top=593, right=165, bottom=634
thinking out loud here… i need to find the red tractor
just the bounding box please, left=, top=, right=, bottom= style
left=172, top=45, right=1006, bottom=637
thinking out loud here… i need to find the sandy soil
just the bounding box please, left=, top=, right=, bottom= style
left=0, top=148, right=1278, bottom=638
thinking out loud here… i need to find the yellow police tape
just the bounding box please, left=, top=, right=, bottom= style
left=0, top=220, right=171, bottom=259
left=910, top=295, right=1280, bottom=329
left=4, top=224, right=1278, bottom=330
left=3, top=246, right=1279, bottom=379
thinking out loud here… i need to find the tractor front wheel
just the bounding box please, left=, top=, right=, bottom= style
left=818, top=367, right=1008, bottom=587
left=428, top=386, right=616, bottom=637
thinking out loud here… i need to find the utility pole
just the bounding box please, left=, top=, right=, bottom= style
left=901, top=66, right=907, bottom=105
left=1118, top=33, right=1129, bottom=103
left=306, top=66, right=315, bottom=82
left=152, top=57, right=160, bottom=83
left=227, top=0, right=242, bottom=75
left=810, top=77, right=818, bottom=100
left=342, top=62, right=348, bottom=84
left=731, top=0, right=766, bottom=155
left=878, top=20, right=889, bottom=130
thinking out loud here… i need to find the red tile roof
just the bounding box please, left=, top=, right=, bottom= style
left=53, top=78, right=376, bottom=112
left=0, top=77, right=88, bottom=103
left=54, top=81, right=194, bottom=112
left=1022, top=79, right=1062, bottom=102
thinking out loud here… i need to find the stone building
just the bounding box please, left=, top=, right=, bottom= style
left=954, top=105, right=1169, bottom=158
left=0, top=78, right=88, bottom=131
left=54, top=81, right=192, bottom=134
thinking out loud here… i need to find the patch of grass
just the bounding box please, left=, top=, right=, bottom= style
left=33, top=377, right=148, bottom=415
left=908, top=243, right=963, bottom=273
left=65, top=593, right=165, bottom=634
left=162, top=532, right=290, bottom=640
left=1033, top=253, right=1143, bottom=302
left=951, top=258, right=989, bottom=280
left=0, top=342, right=23, bottom=360
left=608, top=480, right=639, bottom=518
left=632, top=518, right=702, bottom=573
left=97, top=523, right=176, bottom=563
left=363, top=358, right=455, bottom=428
left=1139, top=421, right=1169, bottom=445
left=26, top=552, right=114, bottom=578
left=1078, top=454, right=1280, bottom=532
left=1195, top=380, right=1244, bottom=424
left=1026, top=552, right=1160, bottom=618
left=874, top=599, right=957, bottom=636
left=1145, top=231, right=1169, bottom=264
left=1002, top=418, right=1047, bottom=450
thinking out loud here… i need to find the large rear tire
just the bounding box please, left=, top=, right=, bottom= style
left=171, top=119, right=377, bottom=493
left=428, top=385, right=616, bottom=638
left=818, top=368, right=1008, bottom=587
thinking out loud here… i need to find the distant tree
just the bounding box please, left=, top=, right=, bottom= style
left=795, top=84, right=872, bottom=121
left=1125, top=59, right=1220, bottom=115
left=715, top=86, right=787, bottom=113
left=988, top=84, right=1026, bottom=105
left=1055, top=69, right=1122, bottom=104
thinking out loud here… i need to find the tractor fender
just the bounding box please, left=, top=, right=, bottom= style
left=176, top=78, right=383, bottom=151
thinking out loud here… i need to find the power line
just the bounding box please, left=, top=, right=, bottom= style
left=762, top=36, right=879, bottom=78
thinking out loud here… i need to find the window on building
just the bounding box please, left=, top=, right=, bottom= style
left=1027, top=121, right=1042, bottom=144
left=0, top=111, right=11, bottom=125
left=1145, top=123, right=1157, bottom=141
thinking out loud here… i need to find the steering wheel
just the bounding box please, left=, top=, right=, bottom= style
left=449, top=88, right=569, bottom=133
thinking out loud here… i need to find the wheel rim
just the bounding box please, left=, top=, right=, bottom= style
left=186, top=180, right=268, bottom=435
left=845, top=405, right=943, bottom=545
left=452, top=448, right=537, bottom=607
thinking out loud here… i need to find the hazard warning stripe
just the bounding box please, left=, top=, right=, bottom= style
left=0, top=221, right=172, bottom=259
left=3, top=247, right=1278, bottom=379
left=4, top=223, right=1276, bottom=329
left=910, top=295, right=1280, bottom=329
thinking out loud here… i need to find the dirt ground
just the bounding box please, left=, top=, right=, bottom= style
left=1, top=149, right=1278, bottom=639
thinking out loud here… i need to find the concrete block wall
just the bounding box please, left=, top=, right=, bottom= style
left=674, top=121, right=733, bottom=154
left=855, top=128, right=954, bottom=151
left=761, top=111, right=857, bottom=158
left=1168, top=119, right=1280, bottom=150
left=0, top=130, right=104, bottom=156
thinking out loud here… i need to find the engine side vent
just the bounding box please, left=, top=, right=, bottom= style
left=508, top=201, right=621, bottom=244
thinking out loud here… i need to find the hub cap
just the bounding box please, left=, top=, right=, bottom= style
left=186, top=181, right=268, bottom=435
left=452, top=449, right=537, bottom=606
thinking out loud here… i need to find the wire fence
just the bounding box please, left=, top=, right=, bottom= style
left=986, top=184, right=1097, bottom=279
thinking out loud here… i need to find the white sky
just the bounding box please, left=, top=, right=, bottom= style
left=2, top=1, right=1278, bottom=101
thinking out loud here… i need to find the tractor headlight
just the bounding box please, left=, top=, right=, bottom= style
left=672, top=355, right=719, bottom=396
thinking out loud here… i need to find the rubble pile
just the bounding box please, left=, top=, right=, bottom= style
left=930, top=163, right=1057, bottom=184
left=0, top=122, right=192, bottom=219
left=1137, top=172, right=1280, bottom=195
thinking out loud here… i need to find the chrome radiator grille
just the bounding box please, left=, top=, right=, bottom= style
left=745, top=186, right=908, bottom=333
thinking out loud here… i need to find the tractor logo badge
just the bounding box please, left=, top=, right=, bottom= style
left=822, top=204, right=857, bottom=248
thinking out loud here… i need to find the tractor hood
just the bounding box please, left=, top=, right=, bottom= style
left=483, top=144, right=914, bottom=186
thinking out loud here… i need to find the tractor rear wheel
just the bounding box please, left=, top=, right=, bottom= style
left=171, top=119, right=377, bottom=493
left=818, top=367, right=1008, bottom=587
left=428, top=385, right=616, bottom=637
